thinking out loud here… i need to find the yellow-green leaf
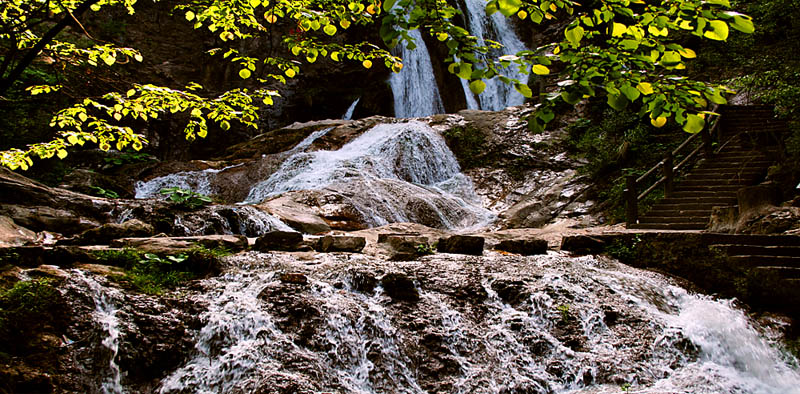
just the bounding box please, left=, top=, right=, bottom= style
left=651, top=116, right=667, bottom=128
left=532, top=64, right=550, bottom=75
left=67, top=135, right=79, bottom=145
left=239, top=69, right=252, bottom=79
left=704, top=20, right=729, bottom=41
left=469, top=80, right=486, bottom=94
left=683, top=113, right=706, bottom=133
left=56, top=149, right=68, bottom=160
left=185, top=11, right=195, bottom=21
left=612, top=23, right=626, bottom=37
left=285, top=68, right=296, bottom=78
left=362, top=59, right=373, bottom=69
left=323, top=24, right=337, bottom=36
left=636, top=82, right=654, bottom=95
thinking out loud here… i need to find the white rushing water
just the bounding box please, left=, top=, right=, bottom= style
left=151, top=253, right=800, bottom=394
left=459, top=0, right=529, bottom=111
left=389, top=28, right=446, bottom=118
left=343, top=97, right=361, bottom=120
left=69, top=271, right=124, bottom=394
left=134, top=163, right=243, bottom=199
left=244, top=121, right=494, bottom=229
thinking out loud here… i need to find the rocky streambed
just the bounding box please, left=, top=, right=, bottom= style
left=4, top=247, right=800, bottom=393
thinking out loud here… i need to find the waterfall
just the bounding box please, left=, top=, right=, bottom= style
left=389, top=28, right=446, bottom=117
left=243, top=121, right=494, bottom=229
left=343, top=97, right=361, bottom=120
left=68, top=271, right=124, bottom=394
left=459, top=0, right=529, bottom=111
left=134, top=163, right=243, bottom=199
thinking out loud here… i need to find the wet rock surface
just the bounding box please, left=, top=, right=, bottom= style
left=254, top=230, right=305, bottom=252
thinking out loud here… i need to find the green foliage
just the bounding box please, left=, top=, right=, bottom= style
left=159, top=187, right=213, bottom=210
left=606, top=234, right=643, bottom=264
left=92, top=247, right=144, bottom=267
left=88, top=185, right=119, bottom=199
left=0, top=278, right=61, bottom=340
left=0, top=0, right=753, bottom=170
left=95, top=246, right=228, bottom=295
left=415, top=243, right=435, bottom=255
left=102, top=151, right=156, bottom=169
left=565, top=106, right=683, bottom=222
left=557, top=303, right=571, bottom=323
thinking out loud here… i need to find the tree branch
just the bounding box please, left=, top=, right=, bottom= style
left=0, top=0, right=101, bottom=96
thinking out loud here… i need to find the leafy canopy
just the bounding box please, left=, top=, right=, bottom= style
left=0, top=0, right=752, bottom=170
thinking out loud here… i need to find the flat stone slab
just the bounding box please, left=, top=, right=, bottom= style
left=494, top=238, right=548, bottom=255
left=315, top=235, right=366, bottom=253
left=253, top=231, right=304, bottom=252
left=437, top=235, right=484, bottom=256
left=110, top=235, right=248, bottom=254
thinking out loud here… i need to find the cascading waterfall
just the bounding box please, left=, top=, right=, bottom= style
left=69, top=271, right=124, bottom=394
left=389, top=28, right=446, bottom=117
left=459, top=0, right=529, bottom=111
left=243, top=121, right=494, bottom=229
left=343, top=97, right=361, bottom=120
left=150, top=252, right=799, bottom=394
left=134, top=163, right=243, bottom=199
left=387, top=0, right=529, bottom=115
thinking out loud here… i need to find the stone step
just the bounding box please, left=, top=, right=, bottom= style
left=727, top=255, right=800, bottom=268
left=669, top=190, right=737, bottom=198
left=648, top=203, right=724, bottom=211
left=659, top=196, right=738, bottom=205
left=754, top=267, right=800, bottom=279
left=695, top=160, right=773, bottom=169
left=674, top=185, right=744, bottom=192
left=704, top=233, right=800, bottom=246
left=628, top=222, right=707, bottom=230
left=645, top=208, right=712, bottom=217
left=638, top=215, right=709, bottom=224
left=712, top=244, right=800, bottom=257
left=680, top=174, right=761, bottom=182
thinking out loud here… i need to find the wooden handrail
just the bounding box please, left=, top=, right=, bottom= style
left=624, top=105, right=722, bottom=227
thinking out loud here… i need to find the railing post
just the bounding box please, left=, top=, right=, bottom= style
left=701, top=123, right=713, bottom=157
left=663, top=152, right=673, bottom=197
left=625, top=174, right=638, bottom=228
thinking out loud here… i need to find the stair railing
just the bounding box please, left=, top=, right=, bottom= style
left=625, top=106, right=722, bottom=227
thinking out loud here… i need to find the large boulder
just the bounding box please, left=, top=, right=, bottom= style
left=437, top=235, right=484, bottom=255
left=257, top=194, right=332, bottom=234
left=0, top=216, right=37, bottom=247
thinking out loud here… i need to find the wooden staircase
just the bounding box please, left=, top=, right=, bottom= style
left=628, top=105, right=785, bottom=230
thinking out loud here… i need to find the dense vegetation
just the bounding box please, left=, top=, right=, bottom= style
left=1, top=0, right=758, bottom=171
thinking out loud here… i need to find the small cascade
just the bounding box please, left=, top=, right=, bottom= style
left=244, top=121, right=494, bottom=229
left=343, top=97, right=361, bottom=120
left=158, top=271, right=293, bottom=393
left=389, top=28, right=446, bottom=118
left=68, top=271, right=124, bottom=394
left=459, top=0, right=529, bottom=111
left=134, top=163, right=243, bottom=199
